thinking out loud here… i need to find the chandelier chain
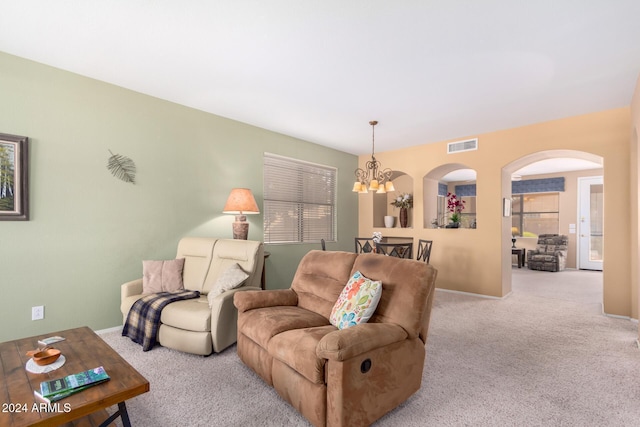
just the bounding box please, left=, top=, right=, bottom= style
left=371, top=121, right=376, bottom=157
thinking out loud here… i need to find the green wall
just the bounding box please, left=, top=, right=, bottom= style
left=0, top=51, right=358, bottom=342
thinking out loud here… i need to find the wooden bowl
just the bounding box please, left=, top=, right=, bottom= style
left=32, top=348, right=61, bottom=366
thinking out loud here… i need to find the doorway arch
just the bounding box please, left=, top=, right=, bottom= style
left=501, top=150, right=604, bottom=298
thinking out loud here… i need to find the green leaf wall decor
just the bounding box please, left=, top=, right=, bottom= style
left=107, top=149, right=136, bottom=184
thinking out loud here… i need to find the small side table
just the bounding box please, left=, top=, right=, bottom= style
left=261, top=251, right=271, bottom=290
left=512, top=248, right=525, bottom=268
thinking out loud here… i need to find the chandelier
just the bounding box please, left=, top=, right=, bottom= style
left=352, top=120, right=395, bottom=194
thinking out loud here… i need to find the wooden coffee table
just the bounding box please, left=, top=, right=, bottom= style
left=0, top=326, right=149, bottom=427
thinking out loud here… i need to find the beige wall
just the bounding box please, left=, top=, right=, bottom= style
left=358, top=108, right=634, bottom=318
left=631, top=74, right=640, bottom=337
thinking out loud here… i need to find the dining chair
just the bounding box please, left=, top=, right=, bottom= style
left=416, top=239, right=433, bottom=263
left=355, top=238, right=376, bottom=254
left=375, top=242, right=413, bottom=259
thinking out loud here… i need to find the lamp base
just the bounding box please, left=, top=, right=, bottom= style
left=512, top=237, right=516, bottom=248
left=232, top=215, right=249, bottom=240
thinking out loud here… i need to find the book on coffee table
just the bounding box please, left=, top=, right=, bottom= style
left=37, top=335, right=66, bottom=346
left=36, top=366, right=110, bottom=402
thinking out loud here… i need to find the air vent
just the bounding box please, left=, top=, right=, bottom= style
left=447, top=138, right=478, bottom=154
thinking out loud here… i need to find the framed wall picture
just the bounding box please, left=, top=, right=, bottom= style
left=0, top=133, right=29, bottom=220
left=502, top=197, right=511, bottom=217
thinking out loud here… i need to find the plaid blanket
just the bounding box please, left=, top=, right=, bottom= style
left=122, top=290, right=200, bottom=351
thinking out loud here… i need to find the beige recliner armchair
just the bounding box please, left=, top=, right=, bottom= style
left=121, top=237, right=263, bottom=355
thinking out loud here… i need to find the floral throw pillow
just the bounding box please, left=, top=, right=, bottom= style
left=330, top=271, right=382, bottom=330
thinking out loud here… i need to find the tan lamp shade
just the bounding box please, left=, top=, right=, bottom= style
left=223, top=188, right=259, bottom=240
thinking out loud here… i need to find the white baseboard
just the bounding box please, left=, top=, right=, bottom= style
left=604, top=313, right=631, bottom=321
left=95, top=326, right=122, bottom=335
left=436, top=288, right=508, bottom=300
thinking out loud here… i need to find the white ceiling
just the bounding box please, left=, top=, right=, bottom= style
left=1, top=1, right=639, bottom=156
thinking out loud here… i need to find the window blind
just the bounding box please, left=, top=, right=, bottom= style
left=512, top=177, right=565, bottom=194
left=263, top=153, right=337, bottom=244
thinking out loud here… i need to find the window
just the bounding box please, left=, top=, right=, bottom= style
left=511, top=192, right=559, bottom=237
left=436, top=195, right=445, bottom=226
left=263, top=153, right=337, bottom=244
left=459, top=196, right=477, bottom=228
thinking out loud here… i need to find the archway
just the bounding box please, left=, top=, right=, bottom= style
left=501, top=149, right=604, bottom=300
left=423, top=163, right=477, bottom=229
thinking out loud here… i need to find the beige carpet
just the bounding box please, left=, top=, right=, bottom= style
left=512, top=267, right=603, bottom=308
left=101, top=269, right=640, bottom=426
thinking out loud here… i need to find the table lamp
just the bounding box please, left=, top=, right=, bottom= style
left=511, top=227, right=519, bottom=248
left=223, top=188, right=260, bottom=240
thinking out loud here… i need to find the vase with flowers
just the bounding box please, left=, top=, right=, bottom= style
left=390, top=193, right=413, bottom=228
left=446, top=192, right=465, bottom=228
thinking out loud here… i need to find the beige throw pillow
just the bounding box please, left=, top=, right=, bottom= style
left=207, top=263, right=249, bottom=307
left=142, top=258, right=185, bottom=294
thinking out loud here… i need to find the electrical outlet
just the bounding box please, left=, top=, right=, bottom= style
left=32, top=306, right=44, bottom=321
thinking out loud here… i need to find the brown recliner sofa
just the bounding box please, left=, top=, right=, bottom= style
left=234, top=250, right=437, bottom=427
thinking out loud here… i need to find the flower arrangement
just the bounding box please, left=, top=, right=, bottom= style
left=390, top=192, right=413, bottom=209
left=446, top=192, right=465, bottom=223
left=372, top=232, right=383, bottom=244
